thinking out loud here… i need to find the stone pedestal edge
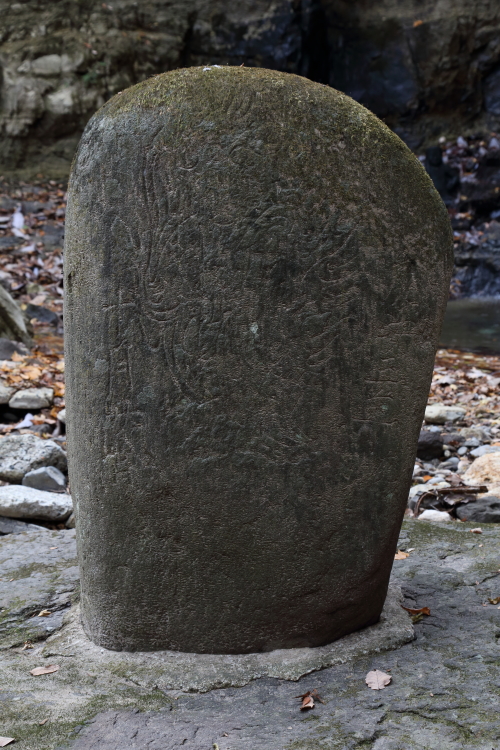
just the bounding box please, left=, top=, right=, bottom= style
left=42, top=585, right=414, bottom=692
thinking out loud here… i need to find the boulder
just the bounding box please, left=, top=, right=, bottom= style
left=469, top=445, right=500, bottom=458
left=0, top=383, right=15, bottom=404
left=462, top=452, right=500, bottom=495
left=0, top=338, right=29, bottom=360
left=418, top=509, right=451, bottom=522
left=0, top=434, right=67, bottom=482
left=22, top=465, right=66, bottom=492
left=0, top=485, right=72, bottom=521
left=416, top=430, right=444, bottom=460
left=65, top=66, right=453, bottom=653
left=424, top=404, right=467, bottom=424
left=456, top=495, right=500, bottom=523
left=0, top=514, right=48, bottom=534
left=9, top=387, right=54, bottom=410
left=0, top=284, right=32, bottom=347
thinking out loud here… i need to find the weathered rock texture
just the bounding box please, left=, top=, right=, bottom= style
left=0, top=434, right=67, bottom=483
left=65, top=66, right=453, bottom=653
left=3, top=0, right=500, bottom=175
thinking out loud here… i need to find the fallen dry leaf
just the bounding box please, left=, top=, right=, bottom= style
left=39, top=719, right=48, bottom=726
left=29, top=664, right=60, bottom=676
left=0, top=739, right=15, bottom=747
left=365, top=670, right=392, bottom=690
left=470, top=528, right=483, bottom=534
left=413, top=19, right=423, bottom=27
left=489, top=596, right=500, bottom=605
left=295, top=689, right=324, bottom=710
left=301, top=694, right=314, bottom=710
left=394, top=550, right=409, bottom=560
left=401, top=606, right=430, bottom=616
left=37, top=609, right=51, bottom=617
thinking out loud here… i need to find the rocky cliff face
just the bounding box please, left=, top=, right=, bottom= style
left=1, top=0, right=500, bottom=176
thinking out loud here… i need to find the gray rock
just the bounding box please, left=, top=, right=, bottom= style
left=0, top=433, right=67, bottom=482
left=0, top=484, right=72, bottom=520
left=3, top=518, right=500, bottom=749
left=0, top=284, right=32, bottom=347
left=469, top=445, right=500, bottom=458
left=0, top=338, right=29, bottom=360
left=456, top=495, right=500, bottom=523
left=424, top=404, right=467, bottom=424
left=65, top=67, right=452, bottom=653
left=57, top=407, right=66, bottom=424
left=8, top=386, right=53, bottom=410
left=22, top=465, right=66, bottom=492
left=65, top=511, right=75, bottom=528
left=0, top=514, right=47, bottom=534
left=31, top=53, right=63, bottom=76
left=25, top=303, right=60, bottom=326
left=0, top=383, right=14, bottom=404
left=416, top=429, right=443, bottom=460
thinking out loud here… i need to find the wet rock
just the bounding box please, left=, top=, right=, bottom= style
left=424, top=404, right=467, bottom=424
left=416, top=430, right=443, bottom=460
left=0, top=434, right=67, bottom=482
left=8, top=386, right=53, bottom=410
left=0, top=484, right=72, bottom=521
left=456, top=495, right=500, bottom=523
left=452, top=222, right=500, bottom=297
left=0, top=515, right=47, bottom=535
left=22, top=465, right=66, bottom=492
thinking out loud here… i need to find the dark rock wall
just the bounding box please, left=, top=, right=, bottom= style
left=2, top=0, right=500, bottom=175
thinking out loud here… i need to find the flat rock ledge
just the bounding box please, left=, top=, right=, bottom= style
left=41, top=585, right=413, bottom=692
left=3, top=520, right=500, bottom=749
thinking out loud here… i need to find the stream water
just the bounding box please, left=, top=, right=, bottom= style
left=439, top=298, right=500, bottom=354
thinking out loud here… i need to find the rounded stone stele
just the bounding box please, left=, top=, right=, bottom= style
left=65, top=67, right=453, bottom=654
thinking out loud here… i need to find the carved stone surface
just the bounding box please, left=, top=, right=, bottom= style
left=65, top=67, right=453, bottom=653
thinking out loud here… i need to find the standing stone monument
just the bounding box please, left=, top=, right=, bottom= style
left=65, top=67, right=453, bottom=653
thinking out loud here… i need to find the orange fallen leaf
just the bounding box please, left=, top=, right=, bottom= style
left=365, top=670, right=392, bottom=690
left=20, top=366, right=42, bottom=380
left=29, top=664, right=59, bottom=676
left=11, top=351, right=25, bottom=362
left=0, top=738, right=15, bottom=747
left=295, top=688, right=324, bottom=710
left=401, top=606, right=430, bottom=616
left=413, top=19, right=423, bottom=27
left=422, top=475, right=432, bottom=481
left=394, top=550, right=409, bottom=560
left=301, top=694, right=314, bottom=710
left=53, top=382, right=65, bottom=397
